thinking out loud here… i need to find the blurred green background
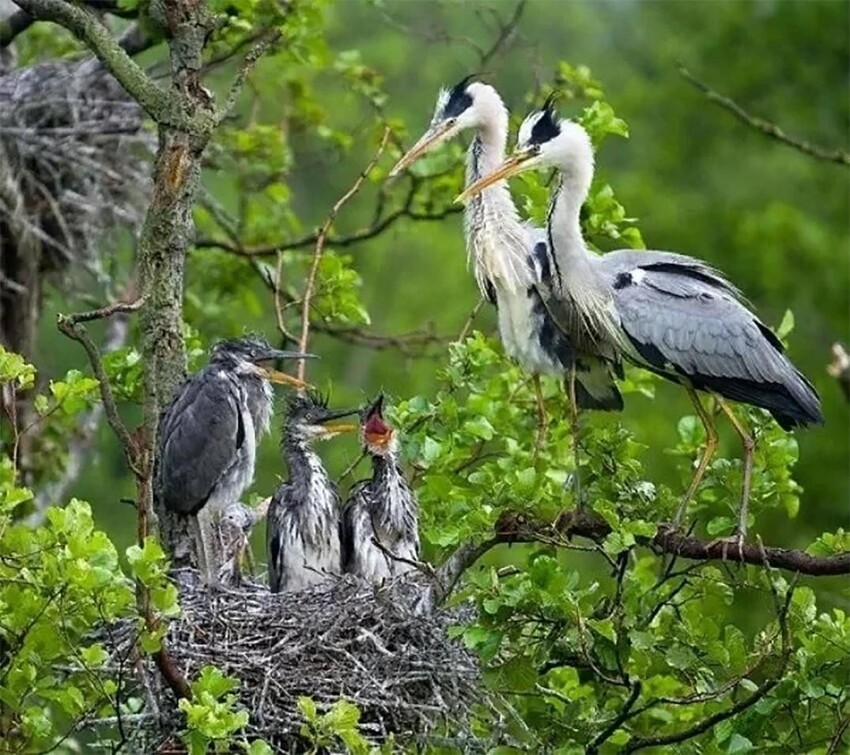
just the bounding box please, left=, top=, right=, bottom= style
left=34, top=0, right=848, bottom=581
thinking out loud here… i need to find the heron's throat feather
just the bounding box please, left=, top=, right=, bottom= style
left=547, top=177, right=624, bottom=352
left=464, top=134, right=534, bottom=297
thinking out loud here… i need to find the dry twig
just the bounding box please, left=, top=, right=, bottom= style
left=678, top=64, right=850, bottom=167
left=100, top=576, right=481, bottom=750
left=294, top=127, right=391, bottom=382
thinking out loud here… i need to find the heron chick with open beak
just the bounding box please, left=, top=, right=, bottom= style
left=341, top=394, right=420, bottom=585
left=267, top=392, right=359, bottom=593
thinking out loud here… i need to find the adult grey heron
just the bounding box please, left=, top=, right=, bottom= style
left=267, top=393, right=357, bottom=593
left=341, top=394, right=420, bottom=584
left=389, top=77, right=623, bottom=459
left=457, top=100, right=823, bottom=553
left=156, top=336, right=313, bottom=584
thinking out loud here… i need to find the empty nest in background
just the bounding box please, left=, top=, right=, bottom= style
left=0, top=57, right=151, bottom=280
left=104, top=575, right=483, bottom=753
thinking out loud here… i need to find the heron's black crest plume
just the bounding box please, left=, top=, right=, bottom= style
left=529, top=97, right=561, bottom=146
left=286, top=390, right=330, bottom=417
left=442, top=75, right=475, bottom=118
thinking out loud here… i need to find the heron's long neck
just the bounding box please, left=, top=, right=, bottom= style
left=465, top=122, right=532, bottom=295
left=548, top=176, right=616, bottom=340
left=283, top=437, right=329, bottom=489
left=370, top=452, right=412, bottom=528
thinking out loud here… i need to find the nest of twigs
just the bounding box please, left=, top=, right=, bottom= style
left=109, top=574, right=482, bottom=753
left=0, top=56, right=151, bottom=277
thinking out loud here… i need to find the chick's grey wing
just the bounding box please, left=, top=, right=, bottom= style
left=267, top=483, right=295, bottom=592
left=157, top=370, right=245, bottom=515
left=340, top=481, right=373, bottom=574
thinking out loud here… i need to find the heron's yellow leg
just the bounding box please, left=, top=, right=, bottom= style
left=565, top=366, right=582, bottom=506
left=673, top=385, right=719, bottom=527
left=533, top=375, right=548, bottom=460
left=714, top=396, right=754, bottom=561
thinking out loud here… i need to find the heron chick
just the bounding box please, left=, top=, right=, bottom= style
left=458, top=100, right=823, bottom=555
left=267, top=393, right=358, bottom=593
left=156, top=336, right=313, bottom=584
left=342, top=395, right=420, bottom=584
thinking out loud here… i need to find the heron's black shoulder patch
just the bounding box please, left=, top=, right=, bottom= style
left=529, top=107, right=560, bottom=145
left=612, top=272, right=632, bottom=290
left=443, top=76, right=475, bottom=118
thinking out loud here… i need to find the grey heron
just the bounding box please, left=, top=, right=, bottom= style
left=341, top=394, right=420, bottom=584
left=267, top=393, right=358, bottom=593
left=156, top=336, right=313, bottom=583
left=388, top=78, right=623, bottom=460
left=457, top=100, right=823, bottom=553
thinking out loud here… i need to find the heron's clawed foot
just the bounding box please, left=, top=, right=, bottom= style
left=707, top=532, right=747, bottom=564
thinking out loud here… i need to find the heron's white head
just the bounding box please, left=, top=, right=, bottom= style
left=359, top=394, right=398, bottom=457
left=456, top=100, right=595, bottom=204
left=388, top=77, right=507, bottom=177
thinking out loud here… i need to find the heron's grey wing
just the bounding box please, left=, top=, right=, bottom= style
left=598, top=249, right=745, bottom=301
left=158, top=369, right=245, bottom=515
left=389, top=465, right=421, bottom=557
left=340, top=481, right=373, bottom=574
left=612, top=268, right=822, bottom=428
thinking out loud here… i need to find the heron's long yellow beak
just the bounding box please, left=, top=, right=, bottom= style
left=263, top=368, right=311, bottom=390
left=388, top=120, right=457, bottom=177
left=320, top=422, right=357, bottom=438
left=454, top=149, right=538, bottom=204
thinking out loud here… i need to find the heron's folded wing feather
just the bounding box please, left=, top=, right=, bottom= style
left=158, top=370, right=245, bottom=515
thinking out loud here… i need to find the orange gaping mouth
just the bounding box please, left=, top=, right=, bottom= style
left=364, top=430, right=391, bottom=447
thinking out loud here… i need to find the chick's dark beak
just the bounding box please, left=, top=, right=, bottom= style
left=317, top=406, right=360, bottom=435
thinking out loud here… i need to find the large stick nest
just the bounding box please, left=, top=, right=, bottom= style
left=109, top=575, right=482, bottom=752
left=0, top=57, right=152, bottom=277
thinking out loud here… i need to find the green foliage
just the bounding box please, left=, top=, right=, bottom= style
left=297, top=697, right=391, bottom=755
left=0, top=493, right=135, bottom=751
left=178, top=666, right=261, bottom=754
left=396, top=333, right=848, bottom=751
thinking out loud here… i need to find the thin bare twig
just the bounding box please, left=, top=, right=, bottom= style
left=478, top=0, right=526, bottom=67
left=56, top=295, right=147, bottom=476
left=678, top=64, right=850, bottom=167
left=295, top=127, right=391, bottom=382
left=216, top=29, right=282, bottom=124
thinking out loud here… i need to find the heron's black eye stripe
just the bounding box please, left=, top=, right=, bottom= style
left=529, top=109, right=560, bottom=145
left=443, top=76, right=475, bottom=118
